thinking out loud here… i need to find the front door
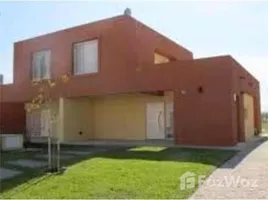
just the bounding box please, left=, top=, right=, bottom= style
left=41, top=109, right=51, bottom=137
left=26, top=110, right=41, bottom=137
left=243, top=93, right=255, bottom=140
left=165, top=102, right=174, bottom=139
left=146, top=102, right=165, bottom=139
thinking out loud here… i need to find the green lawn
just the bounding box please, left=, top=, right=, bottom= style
left=1, top=146, right=236, bottom=199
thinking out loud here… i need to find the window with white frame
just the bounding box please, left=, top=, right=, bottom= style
left=73, top=39, right=98, bottom=75
left=32, top=50, right=51, bottom=81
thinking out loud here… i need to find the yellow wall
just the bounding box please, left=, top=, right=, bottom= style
left=154, top=53, right=170, bottom=64
left=93, top=94, right=165, bottom=140
left=243, top=93, right=255, bottom=140
left=61, top=94, right=168, bottom=141
left=32, top=93, right=173, bottom=142
left=62, top=98, right=94, bottom=141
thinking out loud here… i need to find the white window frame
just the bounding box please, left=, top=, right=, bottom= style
left=73, top=39, right=99, bottom=75
left=32, top=50, right=51, bottom=81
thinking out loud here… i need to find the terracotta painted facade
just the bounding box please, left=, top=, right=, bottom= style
left=0, top=102, right=25, bottom=134
left=0, top=15, right=261, bottom=146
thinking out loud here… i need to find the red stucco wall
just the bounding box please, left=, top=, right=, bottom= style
left=132, top=56, right=235, bottom=146
left=0, top=102, right=25, bottom=134
left=0, top=15, right=261, bottom=146
left=231, top=59, right=261, bottom=142
left=2, top=15, right=192, bottom=103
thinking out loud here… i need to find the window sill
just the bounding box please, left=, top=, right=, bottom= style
left=71, top=72, right=99, bottom=79
left=32, top=77, right=51, bottom=82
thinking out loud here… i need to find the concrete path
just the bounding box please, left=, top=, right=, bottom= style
left=7, top=159, right=47, bottom=168
left=0, top=168, right=22, bottom=180
left=62, top=148, right=107, bottom=156
left=37, top=154, right=75, bottom=160
left=191, top=138, right=268, bottom=199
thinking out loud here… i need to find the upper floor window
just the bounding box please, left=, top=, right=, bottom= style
left=154, top=52, right=170, bottom=64
left=32, top=50, right=51, bottom=81
left=73, top=39, right=98, bottom=75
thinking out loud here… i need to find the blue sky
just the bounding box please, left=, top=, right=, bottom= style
left=0, top=1, right=267, bottom=111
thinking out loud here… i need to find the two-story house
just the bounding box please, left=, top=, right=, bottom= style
left=0, top=13, right=261, bottom=146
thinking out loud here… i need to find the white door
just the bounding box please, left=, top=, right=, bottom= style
left=165, top=102, right=174, bottom=139
left=146, top=102, right=165, bottom=139
left=243, top=93, right=255, bottom=140
left=26, top=110, right=41, bottom=137
left=41, top=109, right=51, bottom=137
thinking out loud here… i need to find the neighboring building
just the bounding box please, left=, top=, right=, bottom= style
left=0, top=14, right=261, bottom=146
left=0, top=74, right=3, bottom=85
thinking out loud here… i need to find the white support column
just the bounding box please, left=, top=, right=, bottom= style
left=58, top=97, right=64, bottom=142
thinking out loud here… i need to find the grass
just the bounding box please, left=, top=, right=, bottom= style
left=0, top=146, right=236, bottom=199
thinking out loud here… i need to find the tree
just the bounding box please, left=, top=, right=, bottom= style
left=26, top=74, right=69, bottom=172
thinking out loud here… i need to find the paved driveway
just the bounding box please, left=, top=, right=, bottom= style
left=191, top=138, right=268, bottom=199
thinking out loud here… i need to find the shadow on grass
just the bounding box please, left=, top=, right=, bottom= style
left=97, top=147, right=236, bottom=166
left=2, top=137, right=266, bottom=196
left=0, top=146, right=123, bottom=195
left=97, top=137, right=267, bottom=170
